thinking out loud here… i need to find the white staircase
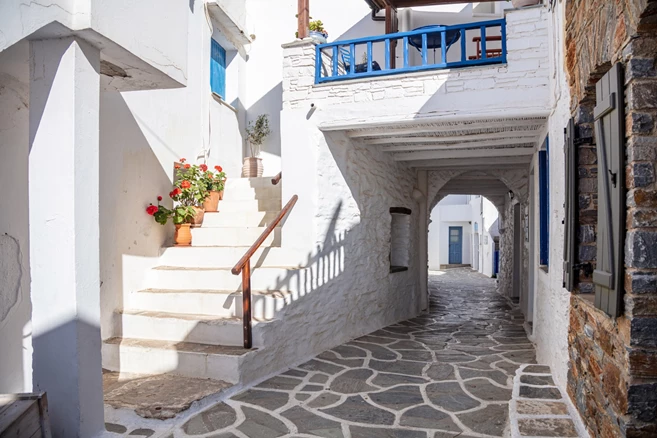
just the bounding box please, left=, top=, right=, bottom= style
left=102, top=177, right=300, bottom=383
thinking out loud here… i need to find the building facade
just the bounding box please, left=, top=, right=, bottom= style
left=0, top=0, right=655, bottom=436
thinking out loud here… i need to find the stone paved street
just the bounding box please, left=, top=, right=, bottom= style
left=175, top=269, right=538, bottom=437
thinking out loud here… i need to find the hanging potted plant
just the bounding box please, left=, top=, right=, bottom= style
left=201, top=164, right=227, bottom=212
left=243, top=114, right=271, bottom=178
left=173, top=158, right=208, bottom=227
left=146, top=195, right=197, bottom=246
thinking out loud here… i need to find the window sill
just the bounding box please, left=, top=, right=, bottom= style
left=539, top=265, right=549, bottom=274
left=211, top=92, right=238, bottom=114
left=390, top=266, right=408, bottom=274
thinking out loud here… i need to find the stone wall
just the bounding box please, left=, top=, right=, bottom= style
left=565, top=0, right=657, bottom=435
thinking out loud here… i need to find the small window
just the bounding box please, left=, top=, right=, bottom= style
left=539, top=137, right=550, bottom=267
left=210, top=39, right=226, bottom=98
left=390, top=207, right=411, bottom=273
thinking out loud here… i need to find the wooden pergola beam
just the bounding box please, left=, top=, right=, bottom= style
left=298, top=0, right=309, bottom=39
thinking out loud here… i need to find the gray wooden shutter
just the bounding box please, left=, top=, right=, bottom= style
left=563, top=118, right=576, bottom=291
left=593, top=63, right=625, bottom=317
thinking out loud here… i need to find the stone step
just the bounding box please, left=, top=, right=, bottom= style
left=157, top=246, right=301, bottom=269
left=102, top=337, right=255, bottom=383
left=118, top=309, right=275, bottom=347
left=214, top=198, right=281, bottom=213
left=224, top=177, right=277, bottom=190
left=127, top=289, right=290, bottom=319
left=190, top=227, right=281, bottom=247
left=144, top=266, right=301, bottom=292
left=201, top=211, right=280, bottom=228
left=221, top=184, right=281, bottom=201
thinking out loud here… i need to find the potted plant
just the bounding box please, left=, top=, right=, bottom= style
left=200, top=164, right=227, bottom=212
left=309, top=20, right=328, bottom=43
left=146, top=195, right=197, bottom=246
left=243, top=114, right=271, bottom=178
left=173, top=158, right=208, bottom=227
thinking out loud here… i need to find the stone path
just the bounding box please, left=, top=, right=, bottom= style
left=169, top=269, right=537, bottom=438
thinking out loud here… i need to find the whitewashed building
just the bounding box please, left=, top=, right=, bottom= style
left=1, top=0, right=656, bottom=436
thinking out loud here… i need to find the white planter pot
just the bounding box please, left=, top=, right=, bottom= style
left=512, top=0, right=540, bottom=7
left=309, top=31, right=327, bottom=44
left=241, top=157, right=263, bottom=178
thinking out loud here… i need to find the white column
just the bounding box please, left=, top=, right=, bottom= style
left=29, top=37, right=103, bottom=438
left=417, top=170, right=428, bottom=311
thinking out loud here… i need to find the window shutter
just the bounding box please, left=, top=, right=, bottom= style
left=538, top=149, right=549, bottom=266
left=563, top=118, right=576, bottom=291
left=210, top=39, right=226, bottom=98
left=593, top=63, right=625, bottom=317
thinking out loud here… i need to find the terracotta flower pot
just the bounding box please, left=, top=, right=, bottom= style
left=190, top=206, right=205, bottom=228
left=203, top=191, right=221, bottom=212
left=242, top=157, right=263, bottom=178
left=174, top=223, right=192, bottom=246
left=511, top=0, right=540, bottom=7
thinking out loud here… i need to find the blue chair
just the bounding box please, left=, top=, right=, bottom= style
left=408, top=25, right=461, bottom=63
left=339, top=46, right=381, bottom=74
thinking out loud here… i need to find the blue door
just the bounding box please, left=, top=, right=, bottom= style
left=448, top=227, right=463, bottom=264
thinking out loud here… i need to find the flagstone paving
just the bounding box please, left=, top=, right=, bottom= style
left=173, top=268, right=537, bottom=437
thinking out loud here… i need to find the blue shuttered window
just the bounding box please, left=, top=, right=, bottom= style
left=210, top=39, right=226, bottom=98
left=539, top=137, right=550, bottom=267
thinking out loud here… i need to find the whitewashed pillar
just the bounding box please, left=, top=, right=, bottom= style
left=28, top=37, right=104, bottom=438
left=416, top=170, right=429, bottom=311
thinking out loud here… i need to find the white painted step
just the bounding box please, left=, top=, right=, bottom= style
left=157, top=246, right=301, bottom=269
left=102, top=337, right=254, bottom=383
left=144, top=266, right=302, bottom=292
left=128, top=289, right=290, bottom=319
left=202, top=211, right=280, bottom=228
left=221, top=185, right=281, bottom=201
left=191, top=227, right=281, bottom=247
left=118, top=310, right=274, bottom=347
left=216, top=198, right=282, bottom=213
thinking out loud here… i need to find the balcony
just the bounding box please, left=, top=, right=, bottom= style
left=315, top=19, right=507, bottom=84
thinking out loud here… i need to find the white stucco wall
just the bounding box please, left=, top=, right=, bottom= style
left=0, top=41, right=32, bottom=393
left=530, top=0, right=571, bottom=390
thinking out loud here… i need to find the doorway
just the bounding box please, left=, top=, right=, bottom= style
left=449, top=226, right=463, bottom=264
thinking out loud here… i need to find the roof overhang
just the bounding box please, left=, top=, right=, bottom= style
left=365, top=0, right=498, bottom=10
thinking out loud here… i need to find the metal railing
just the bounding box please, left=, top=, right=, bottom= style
left=315, top=18, right=506, bottom=84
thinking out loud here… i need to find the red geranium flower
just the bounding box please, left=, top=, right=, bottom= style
left=157, top=196, right=163, bottom=201
left=200, top=164, right=208, bottom=172
left=174, top=164, right=181, bottom=169
left=180, top=158, right=186, bottom=163
left=146, top=205, right=158, bottom=216
left=214, top=165, right=223, bottom=172
left=184, top=164, right=191, bottom=169
left=181, top=180, right=191, bottom=189
left=169, top=187, right=182, bottom=198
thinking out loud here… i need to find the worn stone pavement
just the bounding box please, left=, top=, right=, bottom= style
left=165, top=268, right=537, bottom=437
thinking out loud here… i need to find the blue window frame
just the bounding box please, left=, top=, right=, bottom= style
left=210, top=39, right=226, bottom=98
left=538, top=137, right=550, bottom=266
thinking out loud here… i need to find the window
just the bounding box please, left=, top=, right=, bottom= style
left=539, top=137, right=550, bottom=267
left=390, top=207, right=411, bottom=273
left=210, top=39, right=226, bottom=98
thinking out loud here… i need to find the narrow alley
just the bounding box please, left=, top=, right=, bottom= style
left=107, top=269, right=584, bottom=438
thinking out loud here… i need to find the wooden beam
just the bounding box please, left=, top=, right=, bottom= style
left=382, top=138, right=536, bottom=153
left=363, top=130, right=541, bottom=145
left=297, top=0, right=309, bottom=39
left=385, top=6, right=398, bottom=69
left=394, top=146, right=535, bottom=161
left=404, top=155, right=531, bottom=168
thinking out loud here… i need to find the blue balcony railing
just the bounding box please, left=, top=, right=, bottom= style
left=315, top=19, right=506, bottom=84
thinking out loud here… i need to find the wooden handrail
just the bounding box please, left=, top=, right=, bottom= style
left=231, top=194, right=299, bottom=348
left=271, top=172, right=282, bottom=185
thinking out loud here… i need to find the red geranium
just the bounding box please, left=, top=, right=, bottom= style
left=184, top=164, right=191, bottom=169
left=174, top=164, right=181, bottom=169
left=200, top=164, right=208, bottom=172
left=146, top=205, right=158, bottom=216
left=214, top=165, right=223, bottom=172
left=180, top=158, right=186, bottom=163
left=157, top=195, right=163, bottom=201
left=180, top=180, right=191, bottom=189
left=169, top=187, right=182, bottom=198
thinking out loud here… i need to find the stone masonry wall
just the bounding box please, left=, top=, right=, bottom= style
left=282, top=7, right=549, bottom=110
left=566, top=0, right=657, bottom=436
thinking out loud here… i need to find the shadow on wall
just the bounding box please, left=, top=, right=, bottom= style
left=99, top=91, right=173, bottom=366
left=246, top=83, right=283, bottom=172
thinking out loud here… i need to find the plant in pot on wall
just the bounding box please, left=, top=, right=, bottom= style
left=173, top=158, right=209, bottom=227
left=295, top=16, right=328, bottom=43
left=146, top=196, right=196, bottom=246
left=200, top=164, right=227, bottom=212
left=243, top=114, right=271, bottom=178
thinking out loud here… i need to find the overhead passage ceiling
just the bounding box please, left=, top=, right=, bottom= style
left=365, top=0, right=499, bottom=10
